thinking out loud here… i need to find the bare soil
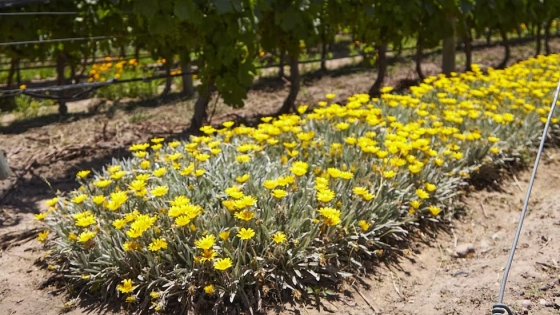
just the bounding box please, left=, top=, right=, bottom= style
left=1, top=39, right=560, bottom=315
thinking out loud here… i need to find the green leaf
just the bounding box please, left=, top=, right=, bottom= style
left=134, top=0, right=157, bottom=19
left=174, top=0, right=194, bottom=22
left=214, top=0, right=233, bottom=14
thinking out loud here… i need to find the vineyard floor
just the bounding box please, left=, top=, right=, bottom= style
left=1, top=39, right=560, bottom=315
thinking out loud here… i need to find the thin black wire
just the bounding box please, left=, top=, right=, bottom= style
left=0, top=11, right=78, bottom=15
left=492, top=78, right=560, bottom=315
left=0, top=0, right=73, bottom=8
left=0, top=34, right=145, bottom=47
left=0, top=10, right=133, bottom=16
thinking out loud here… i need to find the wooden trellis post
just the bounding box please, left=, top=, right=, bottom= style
left=0, top=149, right=12, bottom=180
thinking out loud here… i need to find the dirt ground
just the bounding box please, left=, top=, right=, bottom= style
left=1, top=39, right=560, bottom=315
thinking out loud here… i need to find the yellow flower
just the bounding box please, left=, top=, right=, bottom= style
left=71, top=194, right=88, bottom=204
left=237, top=227, right=256, bottom=240
left=238, top=195, right=257, bottom=208
left=287, top=150, right=299, bottom=157
left=345, top=137, right=357, bottom=145
left=452, top=152, right=464, bottom=160
left=123, top=241, right=141, bottom=251
left=129, top=179, right=147, bottom=192
left=297, top=105, right=308, bottom=114
left=335, top=122, right=350, bottom=130
left=380, top=86, right=393, bottom=93
left=148, top=238, right=168, bottom=251
left=233, top=152, right=253, bottom=163
left=151, top=137, right=165, bottom=143
left=383, top=170, right=396, bottom=178
left=180, top=164, right=194, bottom=176
left=175, top=215, right=191, bottom=226
left=408, top=164, right=423, bottom=174
left=75, top=214, right=96, bottom=227
left=195, top=169, right=205, bottom=176
left=352, top=187, right=369, bottom=196
left=107, top=165, right=121, bottom=174
left=490, top=147, right=500, bottom=154
left=150, top=291, right=160, bottom=299
left=200, top=126, right=217, bottom=134
left=129, top=143, right=150, bottom=151
left=219, top=230, right=230, bottom=241
left=234, top=210, right=255, bottom=221
left=94, top=179, right=112, bottom=188
left=271, top=189, right=287, bottom=198
left=204, top=285, right=215, bottom=295
left=111, top=171, right=126, bottom=180
left=225, top=186, right=244, bottom=199
left=236, top=174, right=250, bottom=183
left=213, top=258, right=233, bottom=271
left=416, top=189, right=429, bottom=199
left=195, top=153, right=210, bottom=162
left=77, top=231, right=96, bottom=243
left=168, top=141, right=181, bottom=148
left=410, top=200, right=421, bottom=209
left=77, top=170, right=91, bottom=178
left=223, top=121, right=235, bottom=128
left=425, top=183, right=437, bottom=192
left=290, top=161, right=308, bottom=176
left=263, top=180, right=278, bottom=190
left=136, top=174, right=150, bottom=181
left=140, top=160, right=151, bottom=170
left=92, top=195, right=106, bottom=205
left=117, top=279, right=136, bottom=293
left=488, top=136, right=500, bottom=143
left=152, top=167, right=167, bottom=177
left=112, top=219, right=127, bottom=230
left=195, top=235, right=216, bottom=250
left=323, top=215, right=341, bottom=226
left=34, top=213, right=47, bottom=221
left=150, top=186, right=169, bottom=197
left=429, top=205, right=442, bottom=216
left=272, top=231, right=287, bottom=244
left=317, top=189, right=335, bottom=203
left=37, top=230, right=49, bottom=242
left=283, top=142, right=297, bottom=149
left=106, top=191, right=128, bottom=211
left=45, top=197, right=59, bottom=207
left=325, top=93, right=336, bottom=100
left=362, top=193, right=375, bottom=201
left=358, top=220, right=370, bottom=231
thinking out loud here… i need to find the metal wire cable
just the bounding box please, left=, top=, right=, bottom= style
left=0, top=0, right=73, bottom=9
left=0, top=11, right=79, bottom=15
left=0, top=34, right=145, bottom=47
left=492, top=78, right=560, bottom=315
left=0, top=10, right=133, bottom=16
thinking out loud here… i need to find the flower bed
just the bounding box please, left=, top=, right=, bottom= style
left=36, top=54, right=560, bottom=312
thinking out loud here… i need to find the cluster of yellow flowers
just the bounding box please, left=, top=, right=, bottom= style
left=37, top=54, right=560, bottom=312
left=88, top=57, right=138, bottom=82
